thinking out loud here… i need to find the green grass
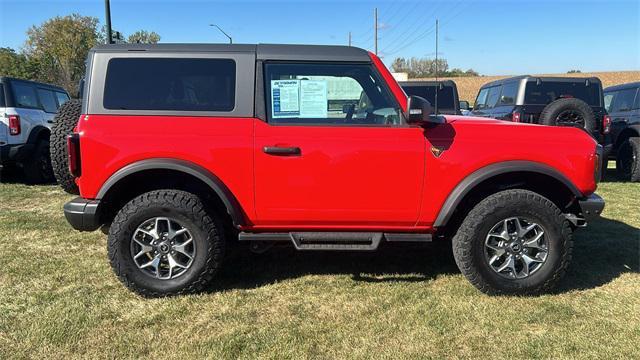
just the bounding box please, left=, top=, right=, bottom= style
left=0, top=166, right=638, bottom=359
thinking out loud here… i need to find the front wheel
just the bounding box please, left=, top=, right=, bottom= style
left=108, top=190, right=225, bottom=297
left=452, top=189, right=573, bottom=295
left=616, top=137, right=640, bottom=182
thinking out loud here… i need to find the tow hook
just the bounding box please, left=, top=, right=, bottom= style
left=565, top=213, right=587, bottom=228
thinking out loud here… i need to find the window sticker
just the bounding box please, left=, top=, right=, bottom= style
left=271, top=80, right=300, bottom=118
left=300, top=80, right=328, bottom=118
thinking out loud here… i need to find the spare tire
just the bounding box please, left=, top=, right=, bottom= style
left=538, top=98, right=596, bottom=133
left=51, top=99, right=81, bottom=194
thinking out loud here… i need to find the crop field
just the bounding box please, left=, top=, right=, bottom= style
left=0, top=165, right=638, bottom=359
left=414, top=71, right=640, bottom=104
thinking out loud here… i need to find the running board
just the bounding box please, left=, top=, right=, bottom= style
left=238, top=232, right=432, bottom=251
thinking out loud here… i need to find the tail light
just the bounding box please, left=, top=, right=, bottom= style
left=594, top=145, right=603, bottom=184
left=67, top=133, right=81, bottom=177
left=8, top=115, right=20, bottom=135
left=602, top=115, right=611, bottom=134
left=512, top=111, right=521, bottom=122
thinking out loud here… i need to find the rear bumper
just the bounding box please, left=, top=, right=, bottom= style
left=578, top=193, right=605, bottom=222
left=64, top=197, right=101, bottom=231
left=0, top=143, right=35, bottom=164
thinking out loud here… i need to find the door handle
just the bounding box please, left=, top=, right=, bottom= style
left=47, top=120, right=54, bottom=124
left=263, top=146, right=301, bottom=156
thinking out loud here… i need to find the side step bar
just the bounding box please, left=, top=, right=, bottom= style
left=238, top=232, right=432, bottom=251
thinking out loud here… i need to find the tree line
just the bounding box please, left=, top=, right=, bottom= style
left=391, top=57, right=479, bottom=78
left=0, top=14, right=160, bottom=96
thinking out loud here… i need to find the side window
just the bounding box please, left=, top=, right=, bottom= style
left=0, top=84, right=5, bottom=107
left=104, top=58, right=236, bottom=112
left=604, top=91, right=615, bottom=113
left=634, top=88, right=640, bottom=110
left=264, top=63, right=401, bottom=125
left=474, top=88, right=490, bottom=110
left=498, top=82, right=518, bottom=106
left=37, top=88, right=58, bottom=113
left=12, top=83, right=40, bottom=109
left=55, top=91, right=70, bottom=107
left=484, top=86, right=501, bottom=109
left=611, top=88, right=637, bottom=112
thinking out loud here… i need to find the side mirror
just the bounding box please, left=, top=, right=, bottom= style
left=405, top=95, right=442, bottom=125
left=459, top=100, right=470, bottom=110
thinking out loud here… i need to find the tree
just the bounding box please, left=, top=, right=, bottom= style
left=127, top=30, right=161, bottom=44
left=0, top=47, right=37, bottom=79
left=390, top=56, right=479, bottom=78
left=23, top=14, right=100, bottom=96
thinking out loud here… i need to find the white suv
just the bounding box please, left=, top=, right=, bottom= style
left=0, top=77, right=70, bottom=183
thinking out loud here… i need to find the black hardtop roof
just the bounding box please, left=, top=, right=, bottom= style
left=604, top=81, right=640, bottom=92
left=399, top=80, right=458, bottom=87
left=90, top=43, right=372, bottom=62
left=480, top=75, right=602, bottom=89
left=0, top=76, right=67, bottom=92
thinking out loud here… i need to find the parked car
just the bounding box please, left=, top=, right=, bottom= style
left=400, top=80, right=462, bottom=115
left=0, top=77, right=70, bottom=182
left=62, top=44, right=603, bottom=297
left=604, top=82, right=640, bottom=181
left=470, top=76, right=611, bottom=157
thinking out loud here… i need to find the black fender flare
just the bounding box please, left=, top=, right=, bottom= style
left=96, top=158, right=247, bottom=227
left=26, top=125, right=50, bottom=145
left=614, top=125, right=640, bottom=149
left=433, top=161, right=583, bottom=227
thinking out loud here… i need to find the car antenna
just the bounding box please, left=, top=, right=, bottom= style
left=434, top=18, right=439, bottom=116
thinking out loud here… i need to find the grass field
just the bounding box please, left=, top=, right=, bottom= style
left=414, top=71, right=640, bottom=105
left=0, top=166, right=638, bottom=359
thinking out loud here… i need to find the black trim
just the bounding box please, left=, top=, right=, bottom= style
left=26, top=125, right=50, bottom=145
left=433, top=161, right=583, bottom=227
left=578, top=193, right=605, bottom=221
left=64, top=197, right=101, bottom=231
left=96, top=158, right=247, bottom=227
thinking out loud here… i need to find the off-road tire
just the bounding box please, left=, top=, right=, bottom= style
left=108, top=190, right=225, bottom=297
left=616, top=137, right=640, bottom=182
left=23, top=139, right=54, bottom=184
left=452, top=189, right=573, bottom=295
left=539, top=98, right=596, bottom=133
left=50, top=99, right=81, bottom=194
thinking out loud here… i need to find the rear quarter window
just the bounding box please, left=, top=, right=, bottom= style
left=103, top=58, right=236, bottom=112
left=12, top=82, right=40, bottom=109
left=403, top=85, right=456, bottom=110
left=0, top=84, right=5, bottom=107
left=525, top=81, right=601, bottom=106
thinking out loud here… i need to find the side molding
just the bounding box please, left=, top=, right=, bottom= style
left=433, top=161, right=582, bottom=227
left=96, top=158, right=246, bottom=227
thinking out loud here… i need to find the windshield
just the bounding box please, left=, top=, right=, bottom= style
left=524, top=80, right=601, bottom=106
left=402, top=85, right=456, bottom=110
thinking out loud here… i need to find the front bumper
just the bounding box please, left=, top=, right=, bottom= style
left=64, top=197, right=101, bottom=231
left=578, top=193, right=605, bottom=222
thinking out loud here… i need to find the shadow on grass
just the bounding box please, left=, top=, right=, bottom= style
left=209, top=217, right=639, bottom=293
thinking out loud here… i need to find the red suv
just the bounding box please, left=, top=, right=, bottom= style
left=62, top=44, right=604, bottom=297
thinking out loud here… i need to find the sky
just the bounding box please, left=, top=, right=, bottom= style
left=0, top=0, right=638, bottom=75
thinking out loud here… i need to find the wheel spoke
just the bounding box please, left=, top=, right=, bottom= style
left=173, top=238, right=194, bottom=259
left=139, top=255, right=161, bottom=278
left=523, top=231, right=545, bottom=250
left=137, top=228, right=158, bottom=240
left=496, top=255, right=515, bottom=274
left=522, top=254, right=543, bottom=265
left=489, top=254, right=501, bottom=265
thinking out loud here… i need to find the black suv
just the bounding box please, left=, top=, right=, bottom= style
left=400, top=80, right=462, bottom=115
left=604, top=82, right=640, bottom=181
left=470, top=76, right=611, bottom=155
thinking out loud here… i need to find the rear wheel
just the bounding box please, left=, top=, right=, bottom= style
left=616, top=137, right=640, bottom=182
left=452, top=189, right=573, bottom=295
left=23, top=139, right=54, bottom=184
left=108, top=190, right=225, bottom=297
left=50, top=99, right=81, bottom=194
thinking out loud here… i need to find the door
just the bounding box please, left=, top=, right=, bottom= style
left=607, top=87, right=639, bottom=144
left=492, top=82, right=519, bottom=120
left=36, top=88, right=59, bottom=128
left=254, top=62, right=426, bottom=228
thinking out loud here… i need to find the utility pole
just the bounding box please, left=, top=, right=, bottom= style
left=434, top=19, right=439, bottom=115
left=374, top=7, right=378, bottom=55
left=105, top=0, right=113, bottom=44
left=348, top=31, right=352, bottom=46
